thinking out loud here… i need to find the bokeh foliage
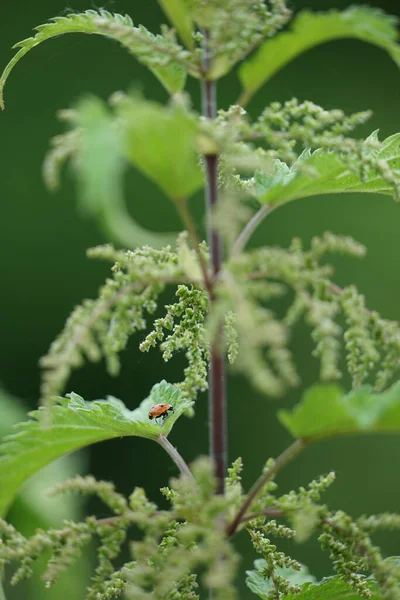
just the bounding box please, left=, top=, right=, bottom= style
left=1, top=0, right=400, bottom=598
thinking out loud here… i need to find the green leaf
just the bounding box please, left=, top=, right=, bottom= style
left=158, top=0, right=194, bottom=49
left=255, top=132, right=400, bottom=206
left=46, top=96, right=178, bottom=249
left=0, top=381, right=191, bottom=516
left=283, top=574, right=396, bottom=600
left=239, top=6, right=400, bottom=105
left=115, top=94, right=204, bottom=200
left=0, top=387, right=28, bottom=437
left=246, top=560, right=316, bottom=599
left=0, top=387, right=86, bottom=526
left=15, top=454, right=86, bottom=528
left=278, top=381, right=400, bottom=441
left=0, top=10, right=187, bottom=108
left=246, top=561, right=398, bottom=600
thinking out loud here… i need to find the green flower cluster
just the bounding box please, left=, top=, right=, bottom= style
left=140, top=284, right=210, bottom=400
left=3, top=459, right=400, bottom=600
left=246, top=468, right=400, bottom=600
left=0, top=463, right=239, bottom=600
left=39, top=244, right=182, bottom=403
left=192, top=0, right=291, bottom=77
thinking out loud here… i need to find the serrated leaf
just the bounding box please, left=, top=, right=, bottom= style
left=0, top=387, right=86, bottom=526
left=246, top=560, right=316, bottom=599
left=158, top=0, right=194, bottom=49
left=239, top=6, right=400, bottom=105
left=246, top=561, right=398, bottom=600
left=0, top=10, right=187, bottom=108
left=255, top=132, right=400, bottom=205
left=284, top=574, right=393, bottom=600
left=49, top=96, right=177, bottom=249
left=0, top=381, right=191, bottom=516
left=278, top=381, right=400, bottom=441
left=115, top=94, right=204, bottom=200
left=149, top=56, right=187, bottom=96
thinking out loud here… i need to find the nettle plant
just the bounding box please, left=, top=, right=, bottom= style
left=2, top=1, right=400, bottom=599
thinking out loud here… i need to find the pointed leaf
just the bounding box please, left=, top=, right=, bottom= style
left=246, top=560, right=316, bottom=599
left=0, top=10, right=188, bottom=108
left=0, top=381, right=191, bottom=516
left=278, top=381, right=400, bottom=441
left=255, top=133, right=400, bottom=205
left=158, top=0, right=194, bottom=49
left=115, top=94, right=204, bottom=200
left=239, top=6, right=400, bottom=105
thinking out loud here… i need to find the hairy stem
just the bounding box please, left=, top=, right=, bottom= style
left=226, top=438, right=307, bottom=537
left=201, top=29, right=227, bottom=496
left=158, top=434, right=195, bottom=481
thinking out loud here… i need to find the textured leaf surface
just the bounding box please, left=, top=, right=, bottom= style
left=158, top=0, right=194, bottom=48
left=116, top=95, right=204, bottom=200
left=0, top=388, right=85, bottom=524
left=255, top=132, right=400, bottom=205
left=0, top=381, right=190, bottom=515
left=0, top=10, right=186, bottom=108
left=283, top=575, right=392, bottom=600
left=246, top=560, right=316, bottom=599
left=239, top=6, right=400, bottom=104
left=48, top=96, right=177, bottom=249
left=278, top=381, right=400, bottom=441
left=246, top=560, right=394, bottom=600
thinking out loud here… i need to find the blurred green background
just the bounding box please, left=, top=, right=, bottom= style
left=1, top=0, right=400, bottom=598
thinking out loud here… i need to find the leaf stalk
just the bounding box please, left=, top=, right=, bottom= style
left=232, top=205, right=275, bottom=256
left=158, top=434, right=195, bottom=481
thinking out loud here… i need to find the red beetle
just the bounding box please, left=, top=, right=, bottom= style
left=148, top=403, right=174, bottom=424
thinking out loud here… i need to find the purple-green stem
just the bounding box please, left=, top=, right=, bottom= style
left=201, top=29, right=227, bottom=496
left=83, top=440, right=307, bottom=539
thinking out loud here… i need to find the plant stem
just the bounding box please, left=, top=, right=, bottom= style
left=158, top=434, right=195, bottom=481
left=226, top=438, right=307, bottom=537
left=201, top=29, right=227, bottom=496
left=237, top=88, right=253, bottom=109
left=232, top=205, right=273, bottom=256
